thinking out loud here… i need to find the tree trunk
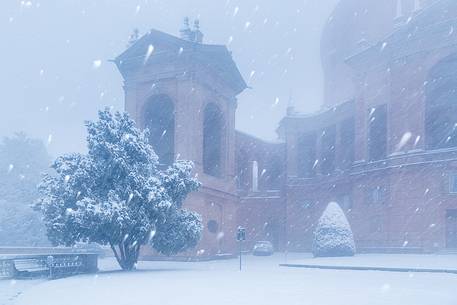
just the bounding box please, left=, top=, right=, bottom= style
left=110, top=242, right=140, bottom=271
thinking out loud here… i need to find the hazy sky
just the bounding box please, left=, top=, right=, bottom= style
left=0, top=0, right=338, bottom=155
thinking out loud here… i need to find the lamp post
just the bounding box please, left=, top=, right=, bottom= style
left=236, top=226, right=246, bottom=271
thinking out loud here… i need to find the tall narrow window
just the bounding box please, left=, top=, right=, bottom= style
left=144, top=95, right=175, bottom=166
left=425, top=54, right=457, bottom=150
left=321, top=125, right=336, bottom=175
left=297, top=132, right=316, bottom=178
left=203, top=103, right=224, bottom=177
left=368, top=105, right=387, bottom=161
left=340, top=117, right=355, bottom=169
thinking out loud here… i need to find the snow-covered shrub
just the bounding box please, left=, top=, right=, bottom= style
left=36, top=109, right=202, bottom=270
left=312, top=202, right=355, bottom=257
left=0, top=133, right=50, bottom=246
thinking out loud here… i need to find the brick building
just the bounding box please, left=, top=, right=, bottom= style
left=115, top=20, right=285, bottom=257
left=281, top=0, right=457, bottom=252
left=115, top=0, right=457, bottom=257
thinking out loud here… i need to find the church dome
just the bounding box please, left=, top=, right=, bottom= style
left=320, top=0, right=429, bottom=108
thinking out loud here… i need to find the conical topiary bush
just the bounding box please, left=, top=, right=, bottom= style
left=312, top=202, right=355, bottom=257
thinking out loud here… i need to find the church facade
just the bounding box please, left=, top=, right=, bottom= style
left=115, top=20, right=286, bottom=257
left=115, top=0, right=457, bottom=257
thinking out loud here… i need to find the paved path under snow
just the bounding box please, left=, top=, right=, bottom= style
left=7, top=253, right=457, bottom=305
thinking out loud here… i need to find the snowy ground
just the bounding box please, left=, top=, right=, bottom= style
left=285, top=253, right=457, bottom=270
left=4, top=253, right=457, bottom=305
left=0, top=279, right=44, bottom=305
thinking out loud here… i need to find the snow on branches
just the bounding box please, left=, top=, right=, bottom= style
left=36, top=108, right=202, bottom=270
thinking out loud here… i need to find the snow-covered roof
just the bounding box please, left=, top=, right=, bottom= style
left=114, top=29, right=247, bottom=95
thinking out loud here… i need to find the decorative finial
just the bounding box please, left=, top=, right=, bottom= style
left=286, top=90, right=296, bottom=116
left=193, top=19, right=204, bottom=44
left=127, top=28, right=140, bottom=48
left=183, top=17, right=190, bottom=29
left=179, top=17, right=203, bottom=43
left=180, top=16, right=193, bottom=41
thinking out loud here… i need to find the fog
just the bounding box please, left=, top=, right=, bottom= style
left=0, top=0, right=337, bottom=155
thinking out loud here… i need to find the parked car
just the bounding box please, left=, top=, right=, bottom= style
left=252, top=241, right=274, bottom=256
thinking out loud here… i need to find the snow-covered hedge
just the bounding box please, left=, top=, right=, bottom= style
left=312, top=202, right=355, bottom=257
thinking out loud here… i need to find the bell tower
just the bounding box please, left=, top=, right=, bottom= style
left=115, top=20, right=247, bottom=256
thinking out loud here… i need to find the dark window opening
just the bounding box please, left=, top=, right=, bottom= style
left=425, top=54, right=457, bottom=150
left=366, top=186, right=388, bottom=205
left=203, top=103, right=224, bottom=177
left=207, top=220, right=218, bottom=234
left=425, top=85, right=457, bottom=150
left=262, top=156, right=282, bottom=190
left=368, top=105, right=387, bottom=161
left=144, top=95, right=175, bottom=166
left=340, top=117, right=355, bottom=169
left=297, top=132, right=316, bottom=178
left=449, top=173, right=457, bottom=194
left=321, top=125, right=336, bottom=175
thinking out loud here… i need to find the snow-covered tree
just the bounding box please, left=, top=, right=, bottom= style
left=36, top=109, right=202, bottom=270
left=312, top=202, right=355, bottom=257
left=0, top=133, right=50, bottom=246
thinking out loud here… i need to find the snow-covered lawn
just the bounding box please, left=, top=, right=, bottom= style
left=8, top=253, right=457, bottom=305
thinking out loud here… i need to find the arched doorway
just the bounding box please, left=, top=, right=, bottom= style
left=144, top=95, right=175, bottom=166
left=203, top=103, right=224, bottom=177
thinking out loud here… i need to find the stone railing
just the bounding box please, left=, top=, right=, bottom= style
left=0, top=252, right=98, bottom=279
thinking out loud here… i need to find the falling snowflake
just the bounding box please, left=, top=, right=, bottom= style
left=144, top=44, right=154, bottom=64
left=233, top=6, right=239, bottom=17
left=396, top=132, right=412, bottom=151
left=93, top=60, right=102, bottom=69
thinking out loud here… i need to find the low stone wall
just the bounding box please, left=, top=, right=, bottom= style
left=0, top=248, right=99, bottom=280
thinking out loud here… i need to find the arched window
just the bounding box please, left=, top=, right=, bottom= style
left=425, top=54, right=457, bottom=150
left=203, top=103, right=224, bottom=177
left=144, top=95, right=175, bottom=166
